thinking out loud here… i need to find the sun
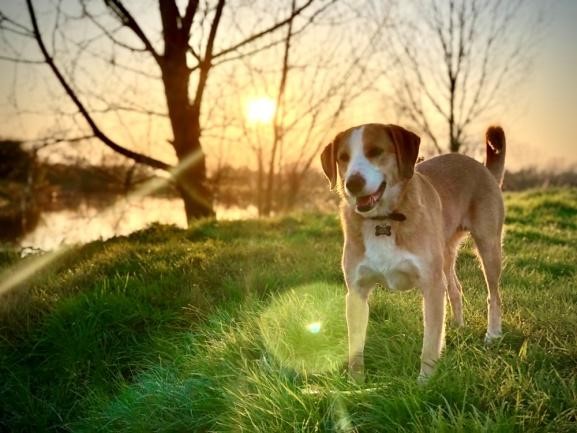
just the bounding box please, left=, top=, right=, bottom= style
left=245, top=97, right=276, bottom=125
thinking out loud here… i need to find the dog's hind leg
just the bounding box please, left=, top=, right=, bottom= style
left=472, top=233, right=503, bottom=343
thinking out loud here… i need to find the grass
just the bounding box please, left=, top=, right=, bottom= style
left=0, top=188, right=576, bottom=432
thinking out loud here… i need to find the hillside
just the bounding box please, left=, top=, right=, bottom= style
left=0, top=188, right=576, bottom=432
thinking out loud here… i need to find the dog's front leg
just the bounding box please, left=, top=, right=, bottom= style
left=343, top=252, right=374, bottom=382
left=419, top=272, right=447, bottom=382
left=346, top=285, right=371, bottom=382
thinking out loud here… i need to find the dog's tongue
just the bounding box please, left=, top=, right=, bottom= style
left=356, top=194, right=373, bottom=208
left=355, top=182, right=387, bottom=212
left=357, top=188, right=382, bottom=211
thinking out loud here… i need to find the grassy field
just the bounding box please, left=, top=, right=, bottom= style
left=0, top=188, right=576, bottom=432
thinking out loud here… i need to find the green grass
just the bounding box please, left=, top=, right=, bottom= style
left=0, top=188, right=576, bottom=432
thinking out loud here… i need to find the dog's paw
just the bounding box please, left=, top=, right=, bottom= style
left=347, top=356, right=365, bottom=384
left=417, top=372, right=430, bottom=385
left=348, top=369, right=365, bottom=384
left=484, top=331, right=503, bottom=345
left=451, top=317, right=465, bottom=328
left=348, top=364, right=365, bottom=384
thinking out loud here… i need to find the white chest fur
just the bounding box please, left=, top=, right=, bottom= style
left=354, top=221, right=422, bottom=291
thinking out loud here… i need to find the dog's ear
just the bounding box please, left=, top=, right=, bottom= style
left=384, top=124, right=421, bottom=179
left=320, top=140, right=338, bottom=190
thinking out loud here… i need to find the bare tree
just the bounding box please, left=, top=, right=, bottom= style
left=236, top=0, right=390, bottom=215
left=384, top=0, right=542, bottom=154
left=0, top=0, right=329, bottom=221
left=261, top=0, right=298, bottom=217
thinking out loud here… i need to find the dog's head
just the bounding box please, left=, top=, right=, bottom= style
left=320, top=123, right=420, bottom=216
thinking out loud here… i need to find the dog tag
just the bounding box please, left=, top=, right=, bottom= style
left=375, top=224, right=391, bottom=236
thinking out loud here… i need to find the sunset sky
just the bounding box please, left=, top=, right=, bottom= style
left=0, top=0, right=576, bottom=171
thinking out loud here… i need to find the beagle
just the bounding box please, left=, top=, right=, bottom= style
left=321, top=123, right=506, bottom=381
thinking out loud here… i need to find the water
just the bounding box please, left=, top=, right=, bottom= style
left=20, top=197, right=258, bottom=251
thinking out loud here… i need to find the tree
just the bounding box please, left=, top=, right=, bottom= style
left=238, top=0, right=389, bottom=215
left=384, top=0, right=542, bottom=154
left=0, top=0, right=328, bottom=222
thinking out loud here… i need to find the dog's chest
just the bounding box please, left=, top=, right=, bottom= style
left=354, top=222, right=421, bottom=291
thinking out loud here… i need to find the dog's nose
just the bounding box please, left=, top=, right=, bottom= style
left=346, top=174, right=366, bottom=195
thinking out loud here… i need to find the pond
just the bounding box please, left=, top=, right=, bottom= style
left=19, top=197, right=258, bottom=251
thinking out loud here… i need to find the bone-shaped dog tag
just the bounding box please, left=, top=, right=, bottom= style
left=375, top=224, right=391, bottom=236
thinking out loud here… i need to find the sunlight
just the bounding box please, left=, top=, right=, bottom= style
left=245, top=97, right=276, bottom=125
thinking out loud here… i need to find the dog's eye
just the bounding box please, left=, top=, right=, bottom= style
left=366, top=147, right=384, bottom=158
left=338, top=153, right=350, bottom=163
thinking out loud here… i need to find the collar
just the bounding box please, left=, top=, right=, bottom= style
left=368, top=211, right=407, bottom=222
left=368, top=211, right=406, bottom=237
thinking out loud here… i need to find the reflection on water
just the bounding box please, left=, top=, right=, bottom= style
left=20, top=197, right=258, bottom=251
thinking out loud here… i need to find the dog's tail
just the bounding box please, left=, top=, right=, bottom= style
left=485, top=126, right=506, bottom=188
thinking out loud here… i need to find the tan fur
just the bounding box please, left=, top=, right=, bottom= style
left=321, top=123, right=506, bottom=381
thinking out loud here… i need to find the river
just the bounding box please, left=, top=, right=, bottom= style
left=19, top=197, right=258, bottom=251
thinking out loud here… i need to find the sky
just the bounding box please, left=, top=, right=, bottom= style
left=504, top=0, right=577, bottom=169
left=0, top=0, right=576, bottom=171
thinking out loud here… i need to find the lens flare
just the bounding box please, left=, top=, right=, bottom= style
left=0, top=246, right=72, bottom=296
left=306, top=321, right=322, bottom=334
left=0, top=149, right=206, bottom=297
left=259, top=283, right=346, bottom=374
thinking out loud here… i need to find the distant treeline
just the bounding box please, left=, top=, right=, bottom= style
left=503, top=167, right=577, bottom=191
left=2, top=139, right=576, bottom=215
left=41, top=163, right=165, bottom=200
left=39, top=163, right=577, bottom=199
left=211, top=164, right=577, bottom=213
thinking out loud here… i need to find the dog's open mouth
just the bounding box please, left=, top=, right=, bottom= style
left=356, top=181, right=386, bottom=213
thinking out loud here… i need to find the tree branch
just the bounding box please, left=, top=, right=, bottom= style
left=192, top=0, right=225, bottom=111
left=84, top=11, right=148, bottom=54
left=26, top=0, right=172, bottom=171
left=102, top=0, right=162, bottom=64
left=212, top=0, right=316, bottom=60
left=28, top=134, right=95, bottom=151
left=181, top=0, right=199, bottom=34
left=0, top=54, right=44, bottom=64
left=0, top=11, right=33, bottom=37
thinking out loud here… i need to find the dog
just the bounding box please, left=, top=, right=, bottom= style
left=320, top=123, right=506, bottom=381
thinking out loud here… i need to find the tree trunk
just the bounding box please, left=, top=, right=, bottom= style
left=283, top=170, right=301, bottom=212
left=172, top=113, right=214, bottom=221
left=162, top=51, right=214, bottom=222
left=256, top=148, right=264, bottom=216
left=174, top=137, right=214, bottom=221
